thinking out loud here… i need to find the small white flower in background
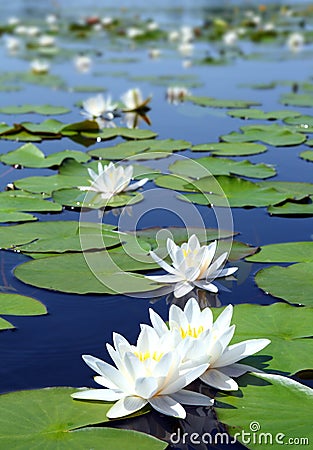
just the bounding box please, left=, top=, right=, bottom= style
left=178, top=41, right=194, bottom=57
left=149, top=298, right=271, bottom=391
left=126, top=27, right=144, bottom=39
left=14, top=25, right=27, bottom=35
left=5, top=36, right=21, bottom=53
left=26, top=26, right=40, bottom=37
left=102, top=16, right=113, bottom=26
left=121, top=88, right=151, bottom=112
left=168, top=29, right=180, bottom=42
left=287, top=32, right=304, bottom=53
left=182, top=59, right=192, bottom=69
left=166, top=86, right=191, bottom=104
left=263, top=22, right=274, bottom=32
left=148, top=48, right=161, bottom=59
left=147, top=21, right=159, bottom=31
left=81, top=94, right=117, bottom=120
left=223, top=30, right=238, bottom=46
left=7, top=17, right=20, bottom=26
left=74, top=54, right=92, bottom=73
left=180, top=25, right=194, bottom=43
left=30, top=59, right=50, bottom=74
left=46, top=14, right=58, bottom=26
left=146, top=234, right=238, bottom=298
left=38, top=35, right=56, bottom=47
left=71, top=326, right=213, bottom=419
left=79, top=162, right=148, bottom=199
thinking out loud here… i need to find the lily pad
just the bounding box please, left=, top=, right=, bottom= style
left=0, top=387, right=167, bottom=449
left=246, top=242, right=313, bottom=263
left=255, top=262, right=313, bottom=306
left=169, top=157, right=276, bottom=179
left=0, top=104, right=70, bottom=115
left=227, top=109, right=300, bottom=121
left=52, top=189, right=145, bottom=209
left=187, top=95, right=260, bottom=109
left=217, top=373, right=313, bottom=450
left=21, top=119, right=66, bottom=135
left=280, top=92, right=313, bottom=107
left=191, top=142, right=267, bottom=156
left=260, top=181, right=313, bottom=201
left=0, top=143, right=89, bottom=168
left=300, top=150, right=313, bottom=162
left=0, top=211, right=37, bottom=223
left=284, top=115, right=313, bottom=133
left=268, top=200, right=313, bottom=216
left=221, top=124, right=306, bottom=147
left=0, top=293, right=47, bottom=331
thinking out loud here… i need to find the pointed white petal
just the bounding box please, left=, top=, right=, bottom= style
left=149, top=251, right=179, bottom=275
left=135, top=377, right=159, bottom=398
left=193, top=280, right=219, bottom=293
left=149, top=395, right=186, bottom=418
left=218, top=267, right=238, bottom=277
left=216, top=339, right=271, bottom=367
left=125, top=178, right=148, bottom=191
left=171, top=389, right=214, bottom=406
left=162, top=363, right=208, bottom=395
left=107, top=396, right=147, bottom=419
left=149, top=308, right=169, bottom=336
left=205, top=252, right=228, bottom=278
left=213, top=304, right=233, bottom=332
left=200, top=368, right=239, bottom=391
left=82, top=355, right=105, bottom=376
left=188, top=234, right=201, bottom=252
left=71, top=388, right=124, bottom=401
left=94, top=375, right=120, bottom=389
left=184, top=297, right=201, bottom=323
left=174, top=281, right=194, bottom=298
left=206, top=240, right=217, bottom=266
left=146, top=274, right=182, bottom=283
left=95, top=359, right=130, bottom=392
left=218, top=363, right=258, bottom=378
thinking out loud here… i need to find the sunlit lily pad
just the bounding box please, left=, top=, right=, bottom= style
left=280, top=92, right=313, bottom=107
left=255, top=262, right=313, bottom=306
left=191, top=142, right=267, bottom=156
left=0, top=387, right=166, bottom=449
left=246, top=242, right=313, bottom=263
left=0, top=210, right=37, bottom=223
left=0, top=143, right=89, bottom=168
left=260, top=181, right=313, bottom=200
left=300, top=150, right=313, bottom=162
left=21, top=119, right=66, bottom=135
left=169, top=157, right=276, bottom=179
left=0, top=104, right=70, bottom=115
left=0, top=130, right=43, bottom=142
left=227, top=109, right=300, bottom=121
left=268, top=199, right=313, bottom=216
left=217, top=373, right=313, bottom=450
left=284, top=115, right=313, bottom=133
left=187, top=95, right=260, bottom=109
left=0, top=293, right=47, bottom=331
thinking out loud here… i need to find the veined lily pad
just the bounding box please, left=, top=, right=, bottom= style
left=216, top=373, right=313, bottom=450
left=280, top=92, right=313, bottom=107
left=227, top=109, right=300, bottom=121
left=0, top=293, right=47, bottom=331
left=191, top=142, right=267, bottom=156
left=0, top=387, right=167, bottom=449
left=300, top=150, right=313, bottom=162
left=213, top=302, right=313, bottom=375
left=169, top=157, right=276, bottom=179
left=246, top=242, right=313, bottom=263
left=0, top=143, right=89, bottom=168
left=255, top=262, right=313, bottom=306
left=221, top=124, right=306, bottom=146
left=268, top=199, right=313, bottom=216
left=0, top=104, right=70, bottom=115
left=186, top=95, right=260, bottom=109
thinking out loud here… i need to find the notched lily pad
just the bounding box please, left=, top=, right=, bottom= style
left=268, top=199, right=313, bottom=216
left=246, top=242, right=313, bottom=263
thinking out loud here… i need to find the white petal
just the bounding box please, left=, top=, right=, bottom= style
left=167, top=238, right=179, bottom=262
left=213, top=304, right=233, bottom=332
left=135, top=377, right=159, bottom=398
left=184, top=297, right=201, bottom=323
left=162, top=363, right=208, bottom=395
left=95, top=359, right=130, bottom=393
left=200, top=368, right=239, bottom=390
left=169, top=303, right=189, bottom=330
left=218, top=363, right=257, bottom=378
left=146, top=274, right=182, bottom=283
left=149, top=309, right=169, bottom=336
left=149, top=395, right=186, bottom=418
left=94, top=375, right=120, bottom=389
left=71, top=388, right=124, bottom=401
left=174, top=281, right=194, bottom=298
left=171, top=389, right=214, bottom=406
left=185, top=265, right=200, bottom=282
left=206, top=240, right=217, bottom=266
left=215, top=338, right=271, bottom=367
left=82, top=355, right=105, bottom=376
left=205, top=252, right=227, bottom=278
left=124, top=178, right=148, bottom=191
left=193, top=280, right=219, bottom=293
left=149, top=250, right=179, bottom=275
left=107, top=396, right=148, bottom=419
left=218, top=267, right=238, bottom=277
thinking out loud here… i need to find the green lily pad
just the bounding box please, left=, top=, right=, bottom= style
left=0, top=131, right=43, bottom=142
left=0, top=293, right=47, bottom=331
left=300, top=150, right=313, bottom=162
left=63, top=123, right=157, bottom=141
left=255, top=262, right=313, bottom=306
left=305, top=139, right=313, bottom=147
left=0, top=104, right=70, bottom=115
left=227, top=109, right=300, bottom=121
left=246, top=242, right=313, bottom=263
left=0, top=387, right=167, bottom=449
left=21, top=119, right=66, bottom=135
left=71, top=85, right=107, bottom=93
left=0, top=143, right=89, bottom=168
left=169, top=157, right=276, bottom=179
left=221, top=124, right=306, bottom=147
left=213, top=302, right=313, bottom=375
left=260, top=181, right=313, bottom=201
left=284, top=115, right=313, bottom=133
left=0, top=211, right=37, bottom=223
left=280, top=92, right=313, bottom=107
left=88, top=139, right=190, bottom=160
left=187, top=95, right=260, bottom=109
left=216, top=373, right=313, bottom=450
left=268, top=200, right=313, bottom=216
left=0, top=191, right=62, bottom=221
left=191, top=142, right=267, bottom=156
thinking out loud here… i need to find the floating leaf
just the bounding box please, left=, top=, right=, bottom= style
left=280, top=92, right=313, bottom=107
left=0, top=104, right=70, bottom=115
left=0, top=143, right=89, bottom=168
left=187, top=95, right=260, bottom=109
left=227, top=109, right=300, bottom=121
left=0, top=211, right=36, bottom=223
left=217, top=373, right=313, bottom=450
left=0, top=387, right=167, bottom=449
left=268, top=199, right=313, bottom=216
left=284, top=115, right=313, bottom=133
left=246, top=242, right=313, bottom=263
left=52, top=189, right=144, bottom=209
left=0, top=131, right=43, bottom=142
left=300, top=150, right=313, bottom=162
left=0, top=293, right=47, bottom=330
left=191, top=142, right=267, bottom=156
left=255, top=262, right=313, bottom=306
left=260, top=181, right=313, bottom=201
left=21, top=119, right=66, bottom=135
left=71, top=85, right=107, bottom=92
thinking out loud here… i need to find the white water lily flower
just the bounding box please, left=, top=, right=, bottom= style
left=147, top=235, right=238, bottom=298
left=30, top=59, right=50, bottom=74
left=287, top=32, right=304, bottom=53
left=121, top=88, right=151, bottom=112
left=74, top=54, right=92, bottom=73
left=149, top=298, right=271, bottom=391
left=178, top=42, right=194, bottom=57
left=223, top=31, right=238, bottom=46
left=38, top=35, right=56, bottom=47
left=166, top=86, right=191, bottom=104
left=79, top=162, right=148, bottom=199
left=81, top=94, right=117, bottom=120
left=72, top=326, right=213, bottom=419
left=5, top=36, right=21, bottom=53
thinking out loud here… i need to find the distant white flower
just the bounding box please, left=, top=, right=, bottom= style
left=79, top=162, right=148, bottom=199
left=38, top=35, right=55, bottom=47
left=7, top=17, right=20, bottom=26
left=263, top=22, right=274, bottom=32
left=71, top=326, right=212, bottom=419
left=147, top=21, right=159, bottom=31
left=102, top=16, right=113, bottom=26
left=287, top=32, right=304, bottom=53
left=178, top=42, right=194, bottom=57
left=180, top=26, right=194, bottom=43
left=81, top=94, right=117, bottom=120
left=30, top=60, right=50, bottom=74
left=74, top=55, right=92, bottom=73
left=223, top=31, right=238, bottom=46
left=148, top=48, right=161, bottom=59
left=46, top=14, right=57, bottom=25
left=182, top=59, right=192, bottom=69
left=126, top=27, right=144, bottom=39
left=146, top=235, right=238, bottom=298
left=121, top=88, right=151, bottom=112
left=166, top=86, right=191, bottom=104
left=5, top=36, right=21, bottom=53
left=149, top=298, right=271, bottom=390
left=26, top=26, right=40, bottom=37
left=14, top=25, right=27, bottom=35
left=168, top=30, right=180, bottom=42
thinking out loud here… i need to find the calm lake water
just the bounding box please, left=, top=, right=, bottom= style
left=0, top=1, right=312, bottom=448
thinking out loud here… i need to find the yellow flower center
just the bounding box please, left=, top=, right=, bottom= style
left=180, top=324, right=204, bottom=339
left=182, top=248, right=191, bottom=258
left=134, top=351, right=163, bottom=362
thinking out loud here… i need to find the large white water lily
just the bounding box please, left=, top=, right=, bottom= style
left=72, top=326, right=213, bottom=419
left=146, top=235, right=238, bottom=298
left=81, top=94, right=117, bottom=120
left=149, top=298, right=271, bottom=391
left=79, top=162, right=148, bottom=199
left=121, top=88, right=151, bottom=112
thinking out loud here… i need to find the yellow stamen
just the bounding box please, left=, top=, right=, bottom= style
left=180, top=324, right=204, bottom=339
left=134, top=351, right=163, bottom=362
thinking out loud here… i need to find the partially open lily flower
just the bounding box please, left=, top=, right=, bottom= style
left=146, top=235, right=238, bottom=298
left=72, top=326, right=213, bottom=419
left=74, top=54, right=92, bottom=73
left=166, top=86, right=191, bottom=104
left=149, top=298, right=271, bottom=391
left=38, top=34, right=56, bottom=47
left=121, top=88, right=151, bottom=112
left=30, top=59, right=50, bottom=74
left=287, top=32, right=304, bottom=53
left=5, top=36, right=21, bottom=53
left=81, top=94, right=117, bottom=120
left=79, top=162, right=148, bottom=199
